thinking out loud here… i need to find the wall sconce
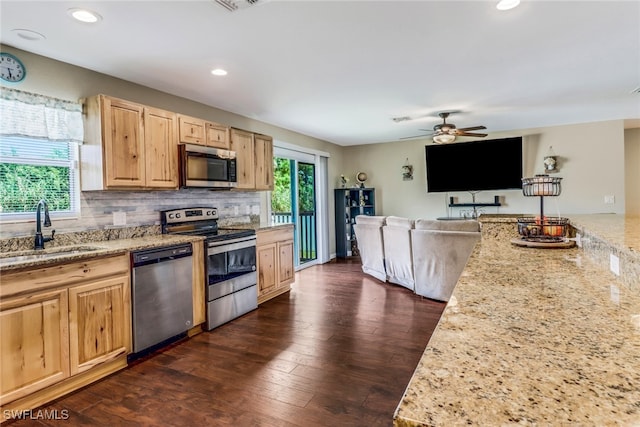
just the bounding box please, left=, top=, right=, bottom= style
left=402, top=158, right=414, bottom=181
left=543, top=146, right=558, bottom=173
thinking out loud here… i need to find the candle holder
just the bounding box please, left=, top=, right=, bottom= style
left=513, top=174, right=574, bottom=248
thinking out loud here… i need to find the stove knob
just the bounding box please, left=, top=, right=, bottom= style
left=168, top=213, right=174, bottom=219
left=206, top=210, right=212, bottom=216
left=176, top=213, right=181, bottom=219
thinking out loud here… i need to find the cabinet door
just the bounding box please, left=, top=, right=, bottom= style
left=254, top=134, right=274, bottom=191
left=178, top=114, right=206, bottom=145
left=144, top=107, right=178, bottom=188
left=0, top=289, right=69, bottom=404
left=206, top=122, right=230, bottom=149
left=68, top=275, right=131, bottom=376
left=192, top=240, right=206, bottom=326
left=229, top=128, right=255, bottom=190
left=277, top=239, right=294, bottom=287
left=102, top=96, right=146, bottom=187
left=257, top=243, right=277, bottom=296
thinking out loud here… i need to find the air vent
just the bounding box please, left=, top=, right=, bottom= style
left=214, top=0, right=268, bottom=12
left=392, top=116, right=412, bottom=123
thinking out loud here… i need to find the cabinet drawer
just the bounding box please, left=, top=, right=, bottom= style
left=1, top=254, right=129, bottom=298
left=257, top=226, right=294, bottom=246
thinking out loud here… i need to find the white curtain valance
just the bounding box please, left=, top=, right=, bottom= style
left=0, top=87, right=83, bottom=144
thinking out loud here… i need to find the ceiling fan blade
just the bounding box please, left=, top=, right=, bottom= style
left=400, top=134, right=430, bottom=140
left=456, top=132, right=488, bottom=137
left=457, top=125, right=487, bottom=132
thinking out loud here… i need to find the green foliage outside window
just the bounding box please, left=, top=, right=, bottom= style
left=0, top=163, right=71, bottom=213
left=297, top=163, right=315, bottom=212
left=272, top=158, right=291, bottom=213
left=271, top=158, right=315, bottom=213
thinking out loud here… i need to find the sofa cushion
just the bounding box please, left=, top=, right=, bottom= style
left=385, top=216, right=414, bottom=229
left=355, top=215, right=386, bottom=226
left=353, top=223, right=386, bottom=282
left=411, top=229, right=480, bottom=302
left=415, top=219, right=480, bottom=232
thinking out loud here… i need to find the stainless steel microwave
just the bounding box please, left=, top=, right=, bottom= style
left=179, top=144, right=237, bottom=189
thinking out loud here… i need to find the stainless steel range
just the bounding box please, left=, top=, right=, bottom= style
left=161, top=207, right=257, bottom=330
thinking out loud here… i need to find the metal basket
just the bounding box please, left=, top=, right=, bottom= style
left=522, top=175, right=562, bottom=197
left=517, top=216, right=569, bottom=241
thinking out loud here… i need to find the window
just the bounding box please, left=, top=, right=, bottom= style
left=0, top=88, right=83, bottom=221
left=0, top=136, right=79, bottom=220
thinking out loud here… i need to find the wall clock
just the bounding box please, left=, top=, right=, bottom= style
left=0, top=52, right=26, bottom=83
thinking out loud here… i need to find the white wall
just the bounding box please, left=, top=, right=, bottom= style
left=625, top=128, right=640, bottom=215
left=0, top=45, right=345, bottom=251
left=0, top=45, right=633, bottom=252
left=343, top=120, right=626, bottom=219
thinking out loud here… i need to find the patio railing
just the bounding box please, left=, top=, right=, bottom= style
left=271, top=211, right=316, bottom=263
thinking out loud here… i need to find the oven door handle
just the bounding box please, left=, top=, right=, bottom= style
left=208, top=239, right=256, bottom=255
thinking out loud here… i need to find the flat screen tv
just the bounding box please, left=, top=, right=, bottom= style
left=425, top=136, right=523, bottom=193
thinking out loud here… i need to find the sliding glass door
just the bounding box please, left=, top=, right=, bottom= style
left=272, top=157, right=317, bottom=267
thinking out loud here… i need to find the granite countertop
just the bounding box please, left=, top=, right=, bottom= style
left=0, top=234, right=204, bottom=273
left=568, top=213, right=640, bottom=255
left=257, top=222, right=294, bottom=232
left=394, top=215, right=640, bottom=426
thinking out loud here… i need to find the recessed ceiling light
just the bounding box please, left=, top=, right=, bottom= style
left=11, top=29, right=46, bottom=41
left=211, top=68, right=228, bottom=76
left=496, top=0, right=520, bottom=11
left=68, top=8, right=102, bottom=23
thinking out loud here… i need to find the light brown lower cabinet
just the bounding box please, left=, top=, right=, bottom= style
left=0, top=254, right=131, bottom=414
left=190, top=239, right=206, bottom=334
left=0, top=288, right=70, bottom=405
left=68, top=275, right=131, bottom=375
left=257, top=225, right=295, bottom=304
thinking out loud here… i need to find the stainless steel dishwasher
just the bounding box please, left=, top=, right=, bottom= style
left=131, top=242, right=193, bottom=354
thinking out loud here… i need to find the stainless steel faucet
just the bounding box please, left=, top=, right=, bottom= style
left=34, top=199, right=55, bottom=250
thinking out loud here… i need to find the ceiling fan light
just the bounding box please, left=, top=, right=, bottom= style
left=433, top=134, right=456, bottom=144
left=496, top=0, right=520, bottom=11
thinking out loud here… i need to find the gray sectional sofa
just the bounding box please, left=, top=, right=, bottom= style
left=353, top=215, right=480, bottom=302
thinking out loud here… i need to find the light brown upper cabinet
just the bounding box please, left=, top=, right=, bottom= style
left=178, top=114, right=206, bottom=145
left=178, top=114, right=229, bottom=149
left=229, top=128, right=256, bottom=190
left=205, top=122, right=230, bottom=149
left=229, top=128, right=274, bottom=191
left=81, top=95, right=178, bottom=190
left=254, top=133, right=274, bottom=191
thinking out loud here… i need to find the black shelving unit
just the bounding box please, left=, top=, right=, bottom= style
left=334, top=188, right=375, bottom=258
left=448, top=195, right=501, bottom=208
left=448, top=194, right=501, bottom=219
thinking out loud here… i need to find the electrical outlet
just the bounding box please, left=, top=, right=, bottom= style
left=610, top=253, right=620, bottom=276
left=604, top=195, right=615, bottom=204
left=610, top=285, right=620, bottom=305
left=113, top=211, right=126, bottom=226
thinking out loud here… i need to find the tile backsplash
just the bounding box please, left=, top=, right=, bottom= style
left=0, top=189, right=262, bottom=239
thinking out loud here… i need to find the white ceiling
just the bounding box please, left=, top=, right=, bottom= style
left=1, top=0, right=639, bottom=146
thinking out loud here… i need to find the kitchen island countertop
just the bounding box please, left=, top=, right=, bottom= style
left=394, top=214, right=640, bottom=426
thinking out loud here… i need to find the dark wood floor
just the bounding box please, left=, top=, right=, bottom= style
left=12, top=260, right=445, bottom=427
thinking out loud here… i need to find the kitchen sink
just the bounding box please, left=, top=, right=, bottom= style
left=0, top=246, right=104, bottom=267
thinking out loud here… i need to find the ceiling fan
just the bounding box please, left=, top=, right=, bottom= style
left=402, top=112, right=488, bottom=144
